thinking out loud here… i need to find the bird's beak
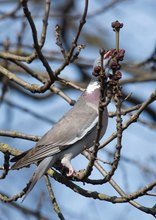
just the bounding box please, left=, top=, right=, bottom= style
left=103, top=50, right=112, bottom=66
left=103, top=51, right=112, bottom=76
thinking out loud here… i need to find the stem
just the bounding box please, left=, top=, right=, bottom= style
left=116, top=30, right=119, bottom=52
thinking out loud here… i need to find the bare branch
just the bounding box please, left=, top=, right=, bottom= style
left=44, top=175, right=65, bottom=220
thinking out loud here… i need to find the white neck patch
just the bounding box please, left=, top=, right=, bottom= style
left=86, top=81, right=100, bottom=94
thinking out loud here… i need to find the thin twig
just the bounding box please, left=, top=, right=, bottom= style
left=21, top=0, right=55, bottom=82
left=100, top=89, right=156, bottom=150
left=79, top=49, right=109, bottom=179
left=0, top=152, right=10, bottom=179
left=0, top=131, right=40, bottom=142
left=54, top=0, right=88, bottom=75
left=44, top=175, right=65, bottom=220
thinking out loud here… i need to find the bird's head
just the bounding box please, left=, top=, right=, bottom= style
left=92, top=50, right=112, bottom=78
left=85, top=50, right=112, bottom=95
left=85, top=49, right=124, bottom=95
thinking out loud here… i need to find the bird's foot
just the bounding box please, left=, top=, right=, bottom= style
left=60, top=157, right=75, bottom=177
left=66, top=167, right=76, bottom=177
left=55, top=163, right=75, bottom=177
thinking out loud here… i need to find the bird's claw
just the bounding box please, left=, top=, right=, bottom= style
left=66, top=168, right=75, bottom=177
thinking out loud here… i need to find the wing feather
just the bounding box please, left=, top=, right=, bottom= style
left=11, top=96, right=98, bottom=169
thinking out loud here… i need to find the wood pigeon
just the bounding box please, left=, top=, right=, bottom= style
left=10, top=50, right=112, bottom=199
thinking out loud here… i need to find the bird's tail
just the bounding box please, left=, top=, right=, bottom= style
left=22, top=156, right=54, bottom=202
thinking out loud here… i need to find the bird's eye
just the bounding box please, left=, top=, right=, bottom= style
left=92, top=66, right=101, bottom=77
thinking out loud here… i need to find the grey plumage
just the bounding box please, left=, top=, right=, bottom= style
left=11, top=51, right=111, bottom=200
